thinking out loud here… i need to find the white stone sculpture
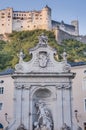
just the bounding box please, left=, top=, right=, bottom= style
left=38, top=33, right=48, bottom=45
left=34, top=101, right=53, bottom=130
left=17, top=50, right=25, bottom=63
left=61, top=50, right=71, bottom=72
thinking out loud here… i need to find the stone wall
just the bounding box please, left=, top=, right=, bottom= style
left=54, top=27, right=86, bottom=44
left=54, top=27, right=76, bottom=44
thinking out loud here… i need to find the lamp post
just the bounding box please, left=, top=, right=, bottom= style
left=74, top=110, right=79, bottom=123
left=5, top=113, right=9, bottom=124
left=0, top=80, right=4, bottom=83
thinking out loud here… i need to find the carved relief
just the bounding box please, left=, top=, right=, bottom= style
left=38, top=52, right=49, bottom=68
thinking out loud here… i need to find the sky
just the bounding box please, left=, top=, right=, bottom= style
left=0, top=0, right=86, bottom=35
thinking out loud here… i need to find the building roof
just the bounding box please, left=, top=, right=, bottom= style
left=69, top=61, right=86, bottom=67
left=0, top=68, right=14, bottom=76
left=52, top=20, right=75, bottom=30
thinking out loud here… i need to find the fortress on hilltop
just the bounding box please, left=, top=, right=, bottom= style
left=0, top=5, right=86, bottom=43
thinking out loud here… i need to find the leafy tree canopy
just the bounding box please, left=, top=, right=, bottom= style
left=0, top=29, right=86, bottom=71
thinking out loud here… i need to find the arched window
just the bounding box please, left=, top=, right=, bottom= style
left=0, top=123, right=3, bottom=129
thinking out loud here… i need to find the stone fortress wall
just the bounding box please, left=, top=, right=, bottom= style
left=0, top=6, right=52, bottom=34
left=0, top=5, right=86, bottom=43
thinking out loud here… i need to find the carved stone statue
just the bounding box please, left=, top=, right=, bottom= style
left=61, top=50, right=71, bottom=72
left=34, top=101, right=53, bottom=130
left=61, top=49, right=67, bottom=61
left=17, top=50, right=25, bottom=63
left=38, top=33, right=48, bottom=45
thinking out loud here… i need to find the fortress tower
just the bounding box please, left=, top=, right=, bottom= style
left=0, top=8, right=13, bottom=34
left=71, top=20, right=79, bottom=36
left=41, top=5, right=52, bottom=30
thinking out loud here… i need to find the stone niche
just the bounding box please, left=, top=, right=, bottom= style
left=8, top=34, right=75, bottom=130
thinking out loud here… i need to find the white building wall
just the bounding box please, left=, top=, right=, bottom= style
left=71, top=65, right=86, bottom=130
left=0, top=75, right=14, bottom=129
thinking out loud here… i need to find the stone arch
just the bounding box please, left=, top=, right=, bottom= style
left=33, top=88, right=52, bottom=99
left=31, top=86, right=56, bottom=99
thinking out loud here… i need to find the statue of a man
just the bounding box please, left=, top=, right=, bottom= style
left=38, top=33, right=48, bottom=45
left=34, top=101, right=53, bottom=130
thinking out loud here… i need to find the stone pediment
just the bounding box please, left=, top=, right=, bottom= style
left=15, top=34, right=71, bottom=73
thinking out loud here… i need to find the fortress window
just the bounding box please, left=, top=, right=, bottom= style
left=0, top=87, right=4, bottom=94
left=8, top=16, right=11, bottom=18
left=1, top=13, right=5, bottom=15
left=84, top=99, right=86, bottom=111
left=0, top=103, right=3, bottom=110
left=21, top=17, right=23, bottom=20
left=14, top=14, right=16, bottom=16
left=2, top=24, right=4, bottom=26
left=35, top=14, right=38, bottom=16
left=1, top=16, right=5, bottom=18
left=13, top=17, right=17, bottom=19
left=8, top=12, right=10, bottom=15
